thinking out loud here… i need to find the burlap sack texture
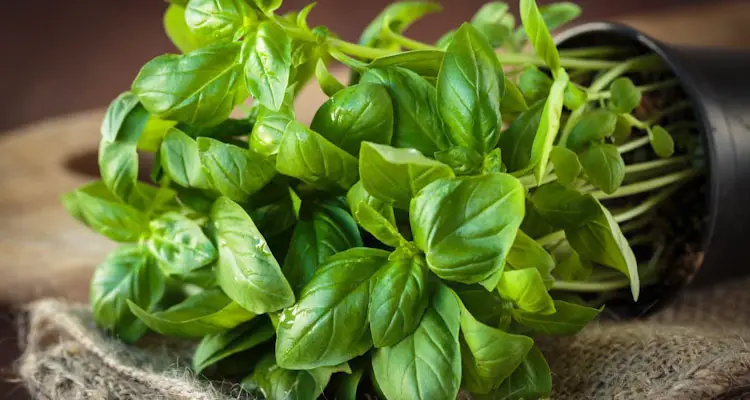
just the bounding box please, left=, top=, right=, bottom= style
left=15, top=279, right=750, bottom=399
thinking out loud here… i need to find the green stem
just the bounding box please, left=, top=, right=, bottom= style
left=612, top=183, right=683, bottom=223
left=620, top=215, right=652, bottom=233
left=629, top=233, right=655, bottom=246
left=623, top=156, right=690, bottom=175
left=552, top=279, right=631, bottom=292
left=617, top=136, right=650, bottom=153
left=327, top=38, right=395, bottom=59
left=621, top=113, right=650, bottom=130
left=588, top=53, right=663, bottom=93
left=387, top=31, right=434, bottom=51
left=587, top=78, right=680, bottom=101
left=557, top=46, right=631, bottom=58
left=647, top=100, right=693, bottom=124
left=591, top=169, right=700, bottom=200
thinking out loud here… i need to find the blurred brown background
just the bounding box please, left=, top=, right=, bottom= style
left=2, top=0, right=750, bottom=398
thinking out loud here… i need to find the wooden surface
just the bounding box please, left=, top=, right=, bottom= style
left=2, top=0, right=750, bottom=306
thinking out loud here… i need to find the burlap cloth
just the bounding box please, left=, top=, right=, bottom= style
left=14, top=279, right=750, bottom=399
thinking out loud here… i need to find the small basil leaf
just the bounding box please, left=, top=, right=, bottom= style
left=501, top=77, right=529, bottom=114
left=371, top=284, right=461, bottom=400
left=210, top=197, right=295, bottom=313
left=512, top=300, right=600, bottom=336
left=530, top=182, right=599, bottom=229
left=311, top=83, right=394, bottom=156
left=282, top=204, right=363, bottom=292
left=361, top=67, right=450, bottom=155
left=276, top=248, right=389, bottom=369
left=609, top=77, right=641, bottom=114
left=160, top=128, right=208, bottom=189
left=519, top=0, right=561, bottom=72
left=519, top=67, right=553, bottom=104
left=507, top=231, right=555, bottom=289
left=98, top=141, right=142, bottom=206
left=360, top=142, right=455, bottom=209
left=497, top=268, right=556, bottom=315
left=347, top=181, right=403, bottom=247
left=565, top=200, right=640, bottom=300
left=549, top=145, right=581, bottom=187
left=553, top=248, right=592, bottom=281
left=566, top=109, right=618, bottom=152
left=244, top=20, right=292, bottom=111
left=459, top=301, right=534, bottom=394
left=436, top=146, right=484, bottom=176
left=164, top=4, right=207, bottom=53
left=147, top=212, right=216, bottom=275
left=438, top=23, right=504, bottom=155
left=497, top=101, right=544, bottom=172
left=132, top=42, right=244, bottom=126
left=530, top=71, right=569, bottom=183
left=90, top=246, right=165, bottom=343
left=564, top=82, right=588, bottom=110
left=73, top=191, right=149, bottom=242
left=369, top=252, right=430, bottom=348
left=649, top=125, right=675, bottom=158
left=369, top=50, right=444, bottom=79
left=198, top=137, right=275, bottom=202
left=315, top=59, right=345, bottom=96
left=249, top=0, right=281, bottom=14
left=613, top=114, right=632, bottom=145
left=184, top=0, right=254, bottom=43
left=580, top=143, right=625, bottom=194
left=410, top=173, right=525, bottom=286
left=137, top=116, right=176, bottom=153
left=358, top=2, right=441, bottom=49
left=101, top=91, right=150, bottom=144
left=128, top=288, right=255, bottom=338
left=276, top=121, right=359, bottom=191
left=485, top=346, right=552, bottom=400
left=470, top=2, right=513, bottom=47
left=513, top=1, right=581, bottom=49
left=242, top=352, right=346, bottom=400
left=332, top=361, right=365, bottom=400
left=249, top=106, right=293, bottom=157
left=193, top=318, right=275, bottom=373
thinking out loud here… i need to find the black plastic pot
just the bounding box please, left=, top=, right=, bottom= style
left=555, top=22, right=750, bottom=316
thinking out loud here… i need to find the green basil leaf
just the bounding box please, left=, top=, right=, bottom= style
left=436, top=30, right=456, bottom=49
left=361, top=67, right=449, bottom=155
left=512, top=300, right=600, bottom=336
left=276, top=120, right=359, bottom=191
left=315, top=59, right=345, bottom=96
left=160, top=128, right=208, bottom=189
left=210, top=197, right=295, bottom=313
left=249, top=0, right=281, bottom=14
left=513, top=1, right=581, bottom=49
left=197, top=137, right=275, bottom=202
left=609, top=77, right=641, bottom=114
left=101, top=91, right=150, bottom=144
left=564, top=82, right=588, bottom=110
left=485, top=346, right=552, bottom=400
left=369, top=252, right=430, bottom=348
left=164, top=4, right=207, bottom=53
left=132, top=42, right=244, bottom=126
left=530, top=71, right=569, bottom=183
left=249, top=187, right=301, bottom=238
left=62, top=181, right=119, bottom=225
left=613, top=114, right=632, bottom=145
left=438, top=23, right=504, bottom=155
left=565, top=200, right=640, bottom=300
left=242, top=352, right=347, bottom=400
left=282, top=204, right=363, bottom=292
left=358, top=2, right=441, bottom=49
left=507, top=231, right=555, bottom=289
left=147, top=212, right=216, bottom=275
left=566, top=109, right=618, bottom=152
left=436, top=146, right=484, bottom=176
left=98, top=141, right=142, bottom=206
left=193, top=318, right=275, bottom=373
left=549, top=145, right=581, bottom=187
left=580, top=143, right=625, bottom=194
left=519, top=198, right=557, bottom=239
left=184, top=0, right=254, bottom=43
left=470, top=2, right=513, bottom=47
left=249, top=106, right=293, bottom=157
left=553, top=247, right=592, bottom=281
left=519, top=67, right=553, bottom=104
left=128, top=288, right=255, bottom=338
left=346, top=181, right=403, bottom=247
left=501, top=77, right=529, bottom=114
left=244, top=20, right=292, bottom=111
left=497, top=268, right=556, bottom=315
left=289, top=41, right=326, bottom=96
left=73, top=191, right=149, bottom=242
left=311, top=83, right=394, bottom=156
left=519, top=0, right=561, bottom=72
left=649, top=125, right=675, bottom=158
left=410, top=173, right=525, bottom=287
left=497, top=101, right=544, bottom=172
left=371, top=284, right=461, bottom=400
left=137, top=116, right=176, bottom=153
left=276, top=248, right=389, bottom=369
left=360, top=142, right=455, bottom=209
left=369, top=50, right=444, bottom=79
left=459, top=301, right=533, bottom=394
left=530, top=182, right=599, bottom=229
left=452, top=283, right=511, bottom=328
left=174, top=264, right=217, bottom=289
left=90, top=246, right=166, bottom=343
left=331, top=361, right=365, bottom=400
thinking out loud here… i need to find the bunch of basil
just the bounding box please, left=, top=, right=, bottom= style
left=63, top=0, right=699, bottom=398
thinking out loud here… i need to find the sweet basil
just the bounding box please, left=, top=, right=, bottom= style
left=193, top=318, right=275, bottom=373
left=147, top=211, right=216, bottom=275
left=198, top=137, right=276, bottom=202
left=244, top=20, right=293, bottom=111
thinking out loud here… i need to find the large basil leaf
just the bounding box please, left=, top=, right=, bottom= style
left=243, top=352, right=349, bottom=400
left=565, top=200, right=640, bottom=300
left=512, top=300, right=600, bottom=336
left=497, top=268, right=556, bottom=315
left=580, top=143, right=625, bottom=194
left=210, top=197, right=295, bottom=313
left=360, top=142, right=455, bottom=209
left=132, top=42, right=244, bottom=126
left=193, top=318, right=275, bottom=373
left=244, top=20, right=292, bottom=111
left=519, top=0, right=561, bottom=72
left=530, top=71, right=569, bottom=182
left=459, top=301, right=533, bottom=394
left=72, top=191, right=149, bottom=242
left=507, top=230, right=555, bottom=288
left=371, top=284, right=461, bottom=400
left=164, top=4, right=207, bottom=53
left=530, top=182, right=599, bottom=229
left=184, top=0, right=254, bottom=43
left=346, top=181, right=402, bottom=247
left=90, top=246, right=165, bottom=343
left=438, top=23, right=504, bottom=155
left=160, top=128, right=208, bottom=189
left=497, top=101, right=544, bottom=172
left=310, top=83, right=394, bottom=156
left=198, top=137, right=276, bottom=202
left=369, top=251, right=430, bottom=347
left=147, top=212, right=216, bottom=275
left=128, top=288, right=255, bottom=338
left=484, top=346, right=552, bottom=400
left=276, top=248, right=389, bottom=369
left=249, top=106, right=293, bottom=157
left=566, top=109, right=618, bottom=152
left=282, top=204, right=363, bottom=293
left=276, top=121, right=359, bottom=191
left=361, top=67, right=449, bottom=155
left=358, top=2, right=441, bottom=49
left=410, top=173, right=525, bottom=287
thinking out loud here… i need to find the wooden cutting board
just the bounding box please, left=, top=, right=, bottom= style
left=2, top=0, right=749, bottom=305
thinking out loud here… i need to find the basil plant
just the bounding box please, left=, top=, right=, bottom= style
left=63, top=0, right=701, bottom=398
